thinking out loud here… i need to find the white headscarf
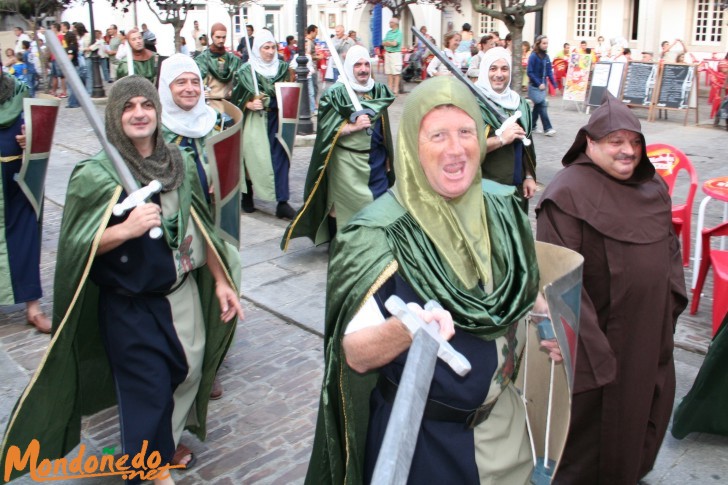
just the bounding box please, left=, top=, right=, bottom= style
left=159, top=54, right=217, bottom=138
left=250, top=29, right=280, bottom=78
left=475, top=47, right=521, bottom=110
left=338, top=45, right=374, bottom=93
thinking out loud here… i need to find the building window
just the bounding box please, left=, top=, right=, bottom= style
left=693, top=0, right=723, bottom=44
left=575, top=0, right=598, bottom=39
left=478, top=1, right=498, bottom=36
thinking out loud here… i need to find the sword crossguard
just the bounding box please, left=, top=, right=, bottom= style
left=349, top=108, right=377, bottom=136
left=112, top=180, right=164, bottom=239
left=495, top=111, right=532, bottom=147
left=385, top=295, right=472, bottom=376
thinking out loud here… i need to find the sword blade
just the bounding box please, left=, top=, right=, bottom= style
left=242, top=24, right=259, bottom=96
left=370, top=330, right=439, bottom=485
left=323, top=32, right=364, bottom=112
left=45, top=31, right=139, bottom=196
left=411, top=26, right=507, bottom=123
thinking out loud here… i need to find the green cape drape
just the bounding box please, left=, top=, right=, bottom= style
left=230, top=62, right=290, bottom=202
left=115, top=57, right=158, bottom=85
left=304, top=181, right=539, bottom=485
left=672, top=315, right=728, bottom=439
left=477, top=97, right=537, bottom=185
left=0, top=151, right=240, bottom=481
left=195, top=50, right=241, bottom=84
left=281, top=82, right=394, bottom=249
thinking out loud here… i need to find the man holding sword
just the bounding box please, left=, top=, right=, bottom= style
left=0, top=27, right=243, bottom=483
left=282, top=44, right=394, bottom=248
left=475, top=47, right=537, bottom=213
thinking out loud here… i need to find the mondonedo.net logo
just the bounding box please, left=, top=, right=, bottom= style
left=4, top=439, right=185, bottom=482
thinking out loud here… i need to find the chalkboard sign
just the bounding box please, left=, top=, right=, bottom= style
left=586, top=62, right=625, bottom=107
left=655, top=63, right=694, bottom=109
left=587, top=63, right=611, bottom=106
left=621, top=62, right=658, bottom=106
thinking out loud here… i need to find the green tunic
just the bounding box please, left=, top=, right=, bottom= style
left=195, top=49, right=241, bottom=84
left=0, top=150, right=239, bottom=481
left=304, top=181, right=539, bottom=485
left=281, top=82, right=394, bottom=249
left=230, top=62, right=290, bottom=202
left=115, top=55, right=158, bottom=85
left=477, top=97, right=536, bottom=210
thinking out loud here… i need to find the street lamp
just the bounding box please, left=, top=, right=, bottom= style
left=296, top=0, right=313, bottom=135
left=88, top=0, right=105, bottom=98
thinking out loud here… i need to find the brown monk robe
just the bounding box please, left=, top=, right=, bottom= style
left=535, top=93, right=687, bottom=484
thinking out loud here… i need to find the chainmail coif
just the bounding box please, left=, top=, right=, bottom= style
left=105, top=75, right=184, bottom=191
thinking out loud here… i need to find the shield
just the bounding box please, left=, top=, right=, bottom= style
left=274, top=82, right=302, bottom=161
left=516, top=241, right=584, bottom=483
left=206, top=100, right=243, bottom=248
left=17, top=97, right=61, bottom=218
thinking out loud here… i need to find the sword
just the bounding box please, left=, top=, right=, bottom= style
left=45, top=32, right=162, bottom=239
left=126, top=44, right=134, bottom=76
left=323, top=30, right=375, bottom=134
left=371, top=296, right=471, bottom=484
left=411, top=26, right=531, bottom=146
left=242, top=22, right=262, bottom=117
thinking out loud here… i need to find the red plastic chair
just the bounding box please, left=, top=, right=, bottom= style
left=690, top=222, right=728, bottom=336
left=646, top=144, right=698, bottom=267
left=553, top=58, right=568, bottom=92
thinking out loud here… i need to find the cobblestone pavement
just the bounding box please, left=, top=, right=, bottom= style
left=1, top=75, right=727, bottom=484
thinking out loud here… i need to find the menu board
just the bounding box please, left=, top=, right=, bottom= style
left=655, top=63, right=694, bottom=109
left=621, top=62, right=658, bottom=106
left=586, top=62, right=625, bottom=107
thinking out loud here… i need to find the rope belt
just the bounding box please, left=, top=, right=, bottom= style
left=377, top=374, right=498, bottom=429
left=0, top=155, right=22, bottom=163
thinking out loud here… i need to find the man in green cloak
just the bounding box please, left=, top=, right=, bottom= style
left=0, top=64, right=52, bottom=333
left=0, top=76, right=243, bottom=484
left=304, top=76, right=545, bottom=484
left=194, top=23, right=241, bottom=114
left=115, top=28, right=158, bottom=85
left=281, top=45, right=394, bottom=250
left=475, top=47, right=537, bottom=213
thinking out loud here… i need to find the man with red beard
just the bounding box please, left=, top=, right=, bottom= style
left=195, top=23, right=241, bottom=114
left=115, top=27, right=158, bottom=85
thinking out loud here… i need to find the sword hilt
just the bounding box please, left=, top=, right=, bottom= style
left=112, top=180, right=164, bottom=239
left=385, top=295, right=472, bottom=376
left=349, top=108, right=376, bottom=136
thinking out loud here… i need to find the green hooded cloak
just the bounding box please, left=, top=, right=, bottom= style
left=230, top=62, right=290, bottom=202
left=304, top=77, right=539, bottom=485
left=0, top=150, right=239, bottom=481
left=281, top=82, right=394, bottom=249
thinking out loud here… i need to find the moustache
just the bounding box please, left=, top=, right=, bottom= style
left=615, top=155, right=637, bottom=161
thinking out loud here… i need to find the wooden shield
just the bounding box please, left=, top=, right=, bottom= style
left=517, top=241, right=584, bottom=482
left=17, top=97, right=61, bottom=218
left=274, top=82, right=302, bottom=161
left=206, top=100, right=243, bottom=248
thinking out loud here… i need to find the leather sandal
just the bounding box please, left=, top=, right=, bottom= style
left=27, top=312, right=51, bottom=334
left=172, top=444, right=196, bottom=470
left=210, top=376, right=223, bottom=400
